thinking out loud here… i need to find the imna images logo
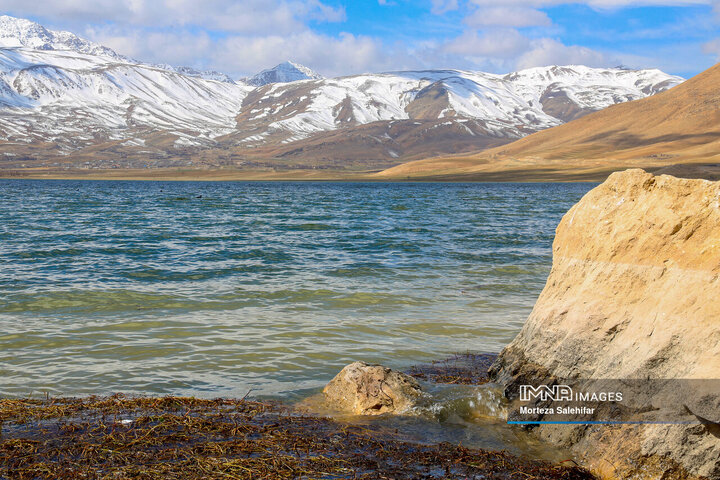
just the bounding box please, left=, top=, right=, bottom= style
left=519, top=385, right=573, bottom=402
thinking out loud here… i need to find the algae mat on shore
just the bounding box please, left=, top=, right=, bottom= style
left=0, top=395, right=593, bottom=480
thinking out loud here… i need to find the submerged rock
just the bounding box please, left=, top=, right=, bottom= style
left=323, top=362, right=423, bottom=415
left=491, top=169, right=720, bottom=479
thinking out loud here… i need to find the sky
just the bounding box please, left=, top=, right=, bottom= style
left=1, top=0, right=719, bottom=79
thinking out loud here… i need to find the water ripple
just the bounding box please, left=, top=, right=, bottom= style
left=0, top=180, right=594, bottom=398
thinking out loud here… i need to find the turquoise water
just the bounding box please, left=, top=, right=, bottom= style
left=0, top=180, right=594, bottom=399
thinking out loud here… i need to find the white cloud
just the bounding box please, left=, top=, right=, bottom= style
left=440, top=0, right=716, bottom=75
left=85, top=25, right=409, bottom=78
left=582, top=0, right=709, bottom=8
left=215, top=31, right=397, bottom=77
left=467, top=0, right=711, bottom=7
left=444, top=29, right=532, bottom=57
left=430, top=0, right=460, bottom=14
left=85, top=26, right=216, bottom=68
left=464, top=7, right=552, bottom=28
left=0, top=0, right=345, bottom=33
left=304, top=0, right=347, bottom=22
left=462, top=0, right=713, bottom=31
left=0, top=0, right=714, bottom=78
left=60, top=16, right=702, bottom=78
left=702, top=37, right=720, bottom=56
left=516, top=38, right=617, bottom=69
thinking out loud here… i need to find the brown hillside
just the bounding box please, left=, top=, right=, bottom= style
left=377, top=63, right=720, bottom=181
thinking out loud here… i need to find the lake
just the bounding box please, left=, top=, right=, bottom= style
left=0, top=180, right=594, bottom=400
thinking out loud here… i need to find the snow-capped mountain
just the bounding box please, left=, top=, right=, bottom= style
left=246, top=61, right=324, bottom=86
left=0, top=15, right=684, bottom=170
left=229, top=65, right=682, bottom=152
left=0, top=15, right=253, bottom=156
left=0, top=15, right=124, bottom=60
left=0, top=47, right=250, bottom=144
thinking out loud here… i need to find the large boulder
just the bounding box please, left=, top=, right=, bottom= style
left=490, top=169, right=720, bottom=479
left=323, top=362, right=423, bottom=415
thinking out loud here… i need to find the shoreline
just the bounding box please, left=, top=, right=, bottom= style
left=0, top=166, right=641, bottom=183
left=2, top=162, right=719, bottom=183
left=0, top=169, right=610, bottom=183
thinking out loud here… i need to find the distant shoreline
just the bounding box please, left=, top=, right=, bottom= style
left=0, top=166, right=621, bottom=183
left=2, top=162, right=717, bottom=183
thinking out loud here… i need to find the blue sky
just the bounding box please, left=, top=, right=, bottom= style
left=1, top=0, right=718, bottom=78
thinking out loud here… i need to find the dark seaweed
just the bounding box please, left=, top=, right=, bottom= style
left=0, top=394, right=594, bottom=480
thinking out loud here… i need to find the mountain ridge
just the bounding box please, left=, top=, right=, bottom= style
left=376, top=62, right=720, bottom=181
left=0, top=15, right=685, bottom=174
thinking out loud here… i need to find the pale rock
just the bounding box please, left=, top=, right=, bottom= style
left=323, top=362, right=422, bottom=415
left=491, top=169, right=720, bottom=479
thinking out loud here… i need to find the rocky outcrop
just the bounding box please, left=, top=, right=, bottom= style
left=490, top=169, right=720, bottom=479
left=323, top=362, right=423, bottom=415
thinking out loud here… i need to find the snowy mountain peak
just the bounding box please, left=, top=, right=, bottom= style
left=0, top=15, right=125, bottom=60
left=246, top=61, right=323, bottom=86
left=0, top=16, right=241, bottom=83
